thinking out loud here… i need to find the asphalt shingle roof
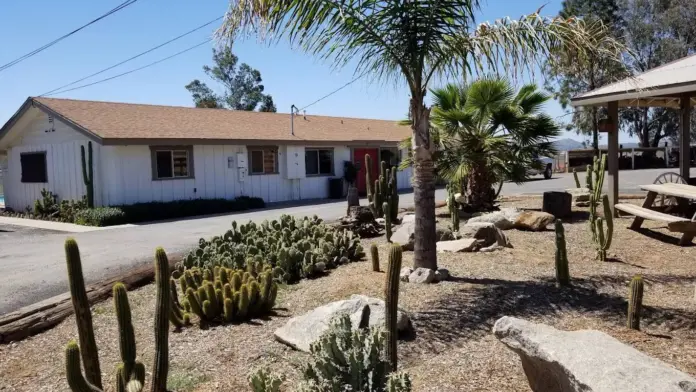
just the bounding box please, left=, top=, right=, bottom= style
left=32, top=97, right=410, bottom=144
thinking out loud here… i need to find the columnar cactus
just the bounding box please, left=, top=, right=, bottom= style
left=385, top=243, right=402, bottom=372
left=573, top=168, right=581, bottom=189
left=365, top=154, right=382, bottom=217
left=65, top=238, right=102, bottom=388
left=627, top=275, right=644, bottom=330
left=370, top=243, right=380, bottom=272
left=554, top=220, right=570, bottom=287
left=64, top=243, right=171, bottom=392
left=384, top=200, right=392, bottom=242
left=80, top=141, right=94, bottom=208
left=152, top=248, right=170, bottom=392
left=448, top=189, right=460, bottom=232
left=588, top=155, right=613, bottom=261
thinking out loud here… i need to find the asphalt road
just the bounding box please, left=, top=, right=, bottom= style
left=1, top=167, right=692, bottom=315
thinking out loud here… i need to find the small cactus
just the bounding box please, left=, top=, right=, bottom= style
left=554, top=220, right=570, bottom=287
left=448, top=188, right=460, bottom=232
left=573, top=168, right=581, bottom=188
left=385, top=243, right=402, bottom=372
left=384, top=201, right=392, bottom=242
left=370, top=243, right=380, bottom=272
left=65, top=238, right=102, bottom=389
left=627, top=275, right=644, bottom=330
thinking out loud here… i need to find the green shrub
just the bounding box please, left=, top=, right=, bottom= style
left=75, top=207, right=127, bottom=226
left=178, top=214, right=364, bottom=284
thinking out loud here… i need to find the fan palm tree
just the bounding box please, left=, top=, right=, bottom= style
left=217, top=0, right=623, bottom=270
left=430, top=78, right=560, bottom=210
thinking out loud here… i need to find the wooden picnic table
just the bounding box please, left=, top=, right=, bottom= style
left=615, top=182, right=696, bottom=245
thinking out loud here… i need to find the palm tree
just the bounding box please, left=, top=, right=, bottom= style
left=217, top=0, right=622, bottom=270
left=430, top=78, right=560, bottom=210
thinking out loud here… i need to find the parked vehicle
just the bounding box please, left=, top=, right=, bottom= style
left=528, top=156, right=554, bottom=179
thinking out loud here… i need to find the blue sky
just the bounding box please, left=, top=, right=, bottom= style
left=0, top=0, right=637, bottom=144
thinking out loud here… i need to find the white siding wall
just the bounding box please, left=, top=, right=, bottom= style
left=4, top=115, right=101, bottom=211
left=100, top=144, right=363, bottom=205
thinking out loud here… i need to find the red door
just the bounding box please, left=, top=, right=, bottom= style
left=354, top=148, right=380, bottom=194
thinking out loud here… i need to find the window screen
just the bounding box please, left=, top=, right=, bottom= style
left=305, top=149, right=333, bottom=175
left=156, top=151, right=173, bottom=178
left=20, top=152, right=47, bottom=183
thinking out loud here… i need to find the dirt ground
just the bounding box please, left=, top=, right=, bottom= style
left=2, top=197, right=696, bottom=391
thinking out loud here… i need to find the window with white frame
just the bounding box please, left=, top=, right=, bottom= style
left=305, top=148, right=334, bottom=176
left=151, top=147, right=193, bottom=179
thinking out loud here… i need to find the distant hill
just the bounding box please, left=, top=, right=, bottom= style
left=553, top=138, right=584, bottom=151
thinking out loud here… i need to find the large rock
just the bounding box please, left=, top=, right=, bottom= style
left=346, top=206, right=375, bottom=223
left=435, top=206, right=472, bottom=219
left=436, top=227, right=455, bottom=242
left=275, top=295, right=411, bottom=352
left=493, top=316, right=696, bottom=392
left=392, top=221, right=416, bottom=250
left=436, top=238, right=478, bottom=253
left=400, top=214, right=416, bottom=224
left=408, top=267, right=435, bottom=284
left=467, top=207, right=521, bottom=230
left=514, top=211, right=555, bottom=231
left=565, top=187, right=591, bottom=202
left=460, top=222, right=511, bottom=248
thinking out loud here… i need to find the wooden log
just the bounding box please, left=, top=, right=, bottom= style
left=0, top=256, right=179, bottom=343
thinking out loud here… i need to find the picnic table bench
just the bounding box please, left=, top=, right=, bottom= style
left=615, top=183, right=696, bottom=245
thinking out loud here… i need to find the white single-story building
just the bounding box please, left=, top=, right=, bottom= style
left=0, top=97, right=412, bottom=211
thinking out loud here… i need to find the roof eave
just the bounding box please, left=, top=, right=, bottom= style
left=571, top=81, right=696, bottom=107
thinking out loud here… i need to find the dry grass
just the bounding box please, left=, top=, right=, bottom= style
left=2, top=198, right=696, bottom=391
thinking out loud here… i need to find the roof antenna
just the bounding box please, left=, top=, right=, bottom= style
left=290, top=104, right=299, bottom=135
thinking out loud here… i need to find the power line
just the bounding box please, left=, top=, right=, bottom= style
left=39, top=15, right=223, bottom=96
left=43, top=39, right=212, bottom=96
left=0, top=0, right=139, bottom=73
left=299, top=71, right=369, bottom=111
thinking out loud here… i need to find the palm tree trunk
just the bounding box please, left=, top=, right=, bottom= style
left=467, top=161, right=492, bottom=210
left=411, top=97, right=437, bottom=271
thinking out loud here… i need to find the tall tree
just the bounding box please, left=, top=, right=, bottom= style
left=186, top=47, right=276, bottom=112
left=545, top=0, right=626, bottom=152
left=218, top=0, right=620, bottom=270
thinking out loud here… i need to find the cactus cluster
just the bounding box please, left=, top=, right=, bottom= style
left=627, top=275, right=644, bottom=330
left=297, top=313, right=411, bottom=392
left=171, top=264, right=278, bottom=328
left=178, top=214, right=364, bottom=283
left=81, top=141, right=94, bottom=208
left=587, top=155, right=613, bottom=261
left=63, top=239, right=170, bottom=392
left=365, top=155, right=399, bottom=221
left=554, top=220, right=570, bottom=287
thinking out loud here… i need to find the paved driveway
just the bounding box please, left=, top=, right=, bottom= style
left=1, top=167, right=690, bottom=315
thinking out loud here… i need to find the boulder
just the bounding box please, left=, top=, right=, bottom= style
left=479, top=244, right=504, bottom=252
left=275, top=294, right=411, bottom=352
left=493, top=316, right=696, bottom=392
left=434, top=268, right=450, bottom=282
left=565, top=187, right=591, bottom=202
left=467, top=208, right=521, bottom=230
left=408, top=267, right=435, bottom=284
left=400, top=267, right=413, bottom=282
left=460, top=222, right=511, bottom=248
left=542, top=191, right=572, bottom=219
left=346, top=206, right=375, bottom=223
left=436, top=238, right=478, bottom=253
left=514, top=211, right=555, bottom=231
left=391, top=221, right=416, bottom=251
left=436, top=227, right=456, bottom=242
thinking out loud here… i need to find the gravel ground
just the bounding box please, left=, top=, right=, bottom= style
left=2, top=197, right=696, bottom=391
